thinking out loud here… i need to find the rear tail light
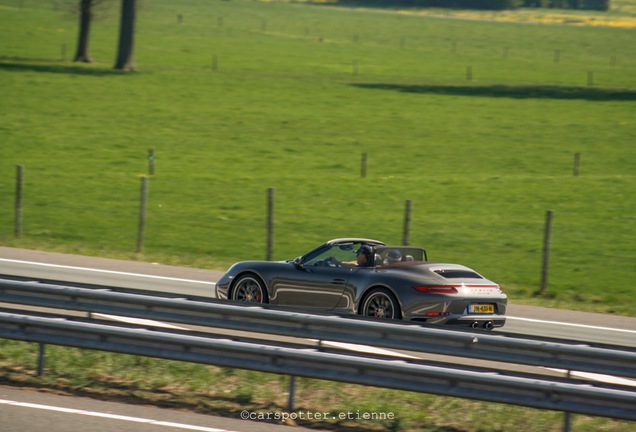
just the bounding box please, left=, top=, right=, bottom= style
left=413, top=285, right=458, bottom=294
left=424, top=311, right=451, bottom=317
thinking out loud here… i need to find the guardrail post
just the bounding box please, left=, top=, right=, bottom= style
left=37, top=343, right=46, bottom=376
left=287, top=375, right=297, bottom=411
left=563, top=370, right=572, bottom=432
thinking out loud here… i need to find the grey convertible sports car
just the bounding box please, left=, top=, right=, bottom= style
left=216, top=238, right=506, bottom=329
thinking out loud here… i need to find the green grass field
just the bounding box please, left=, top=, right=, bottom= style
left=1, top=0, right=635, bottom=315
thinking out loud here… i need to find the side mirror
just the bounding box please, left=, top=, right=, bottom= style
left=292, top=256, right=304, bottom=267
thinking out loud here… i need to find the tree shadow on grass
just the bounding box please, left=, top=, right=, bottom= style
left=352, top=83, right=636, bottom=101
left=0, top=57, right=128, bottom=76
left=308, top=0, right=447, bottom=11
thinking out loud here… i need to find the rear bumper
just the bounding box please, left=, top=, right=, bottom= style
left=409, top=314, right=506, bottom=328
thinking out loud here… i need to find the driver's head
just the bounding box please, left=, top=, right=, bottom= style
left=355, top=245, right=373, bottom=266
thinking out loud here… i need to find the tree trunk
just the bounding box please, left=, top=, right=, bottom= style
left=73, top=0, right=93, bottom=63
left=114, top=0, right=136, bottom=71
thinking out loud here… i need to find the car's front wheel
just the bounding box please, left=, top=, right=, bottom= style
left=360, top=288, right=401, bottom=320
left=231, top=274, right=268, bottom=304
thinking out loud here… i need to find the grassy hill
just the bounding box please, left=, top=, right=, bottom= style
left=1, top=0, right=635, bottom=315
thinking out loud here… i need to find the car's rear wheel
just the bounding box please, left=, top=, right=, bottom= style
left=360, top=288, right=401, bottom=320
left=231, top=274, right=268, bottom=304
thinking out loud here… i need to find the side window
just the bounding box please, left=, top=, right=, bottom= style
left=304, top=244, right=359, bottom=267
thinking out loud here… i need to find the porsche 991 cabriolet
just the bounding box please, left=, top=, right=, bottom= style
left=215, top=238, right=506, bottom=328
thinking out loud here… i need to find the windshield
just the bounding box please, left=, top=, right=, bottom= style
left=302, top=241, right=376, bottom=267
left=304, top=242, right=362, bottom=265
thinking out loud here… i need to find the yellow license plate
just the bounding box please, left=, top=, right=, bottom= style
left=469, top=304, right=495, bottom=314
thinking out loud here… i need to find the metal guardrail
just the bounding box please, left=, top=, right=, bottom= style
left=1, top=278, right=635, bottom=379
left=1, top=311, right=635, bottom=421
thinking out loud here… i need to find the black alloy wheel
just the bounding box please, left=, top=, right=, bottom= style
left=361, top=288, right=401, bottom=320
left=232, top=274, right=268, bottom=303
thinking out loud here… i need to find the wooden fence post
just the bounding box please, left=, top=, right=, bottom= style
left=136, top=176, right=149, bottom=253
left=266, top=187, right=274, bottom=261
left=361, top=152, right=367, bottom=178
left=573, top=153, right=580, bottom=176
left=402, top=200, right=412, bottom=246
left=539, top=210, right=553, bottom=295
left=15, top=165, right=24, bottom=238
left=148, top=149, right=155, bottom=175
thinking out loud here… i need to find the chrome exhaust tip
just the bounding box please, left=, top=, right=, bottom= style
left=484, top=320, right=494, bottom=330
left=470, top=321, right=480, bottom=328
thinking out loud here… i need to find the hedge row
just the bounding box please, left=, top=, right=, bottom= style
left=337, top=0, right=609, bottom=11
left=523, top=0, right=609, bottom=10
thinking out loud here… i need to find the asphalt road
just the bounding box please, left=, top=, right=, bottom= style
left=1, top=246, right=635, bottom=347
left=0, top=386, right=311, bottom=432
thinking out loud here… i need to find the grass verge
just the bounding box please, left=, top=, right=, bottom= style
left=1, top=339, right=634, bottom=432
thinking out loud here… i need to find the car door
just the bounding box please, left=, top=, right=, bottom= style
left=270, top=244, right=359, bottom=310
left=272, top=264, right=352, bottom=310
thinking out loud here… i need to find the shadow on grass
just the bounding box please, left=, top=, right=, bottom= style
left=310, top=0, right=411, bottom=10
left=352, top=83, right=636, bottom=101
left=309, top=0, right=520, bottom=12
left=0, top=57, right=129, bottom=76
